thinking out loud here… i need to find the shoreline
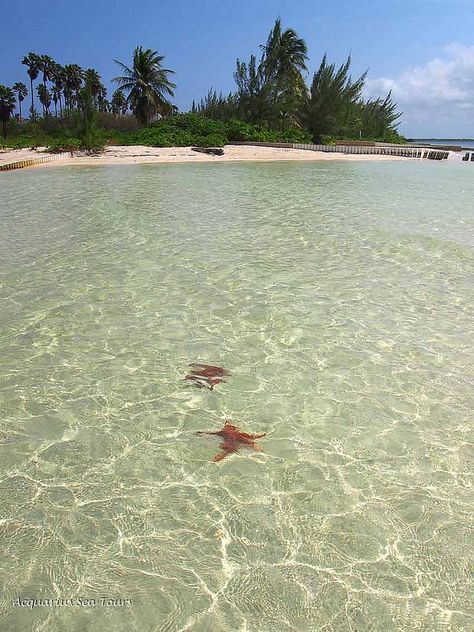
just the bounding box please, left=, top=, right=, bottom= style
left=0, top=144, right=412, bottom=169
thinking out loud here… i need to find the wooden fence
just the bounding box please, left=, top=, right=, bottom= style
left=0, top=154, right=65, bottom=172
left=230, top=141, right=450, bottom=160
left=292, top=143, right=449, bottom=159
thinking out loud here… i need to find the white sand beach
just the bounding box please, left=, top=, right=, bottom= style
left=0, top=144, right=411, bottom=169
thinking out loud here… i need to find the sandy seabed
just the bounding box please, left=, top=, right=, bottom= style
left=0, top=144, right=411, bottom=169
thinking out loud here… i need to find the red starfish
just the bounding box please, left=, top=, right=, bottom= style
left=189, top=363, right=230, bottom=377
left=185, top=363, right=231, bottom=390
left=196, top=420, right=266, bottom=462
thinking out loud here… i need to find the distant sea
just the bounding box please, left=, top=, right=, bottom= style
left=409, top=138, right=474, bottom=149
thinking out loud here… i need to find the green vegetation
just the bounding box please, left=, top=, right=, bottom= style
left=113, top=47, right=176, bottom=124
left=194, top=20, right=403, bottom=143
left=2, top=20, right=404, bottom=149
left=74, top=82, right=103, bottom=151
left=12, top=82, right=27, bottom=122
left=21, top=53, right=39, bottom=121
left=0, top=86, right=16, bottom=139
left=116, top=113, right=311, bottom=147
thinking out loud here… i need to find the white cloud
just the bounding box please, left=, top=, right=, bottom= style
left=364, top=44, right=474, bottom=137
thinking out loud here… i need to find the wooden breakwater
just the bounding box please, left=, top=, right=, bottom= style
left=293, top=143, right=439, bottom=157
left=230, top=141, right=450, bottom=160
left=0, top=153, right=65, bottom=172
left=293, top=143, right=450, bottom=159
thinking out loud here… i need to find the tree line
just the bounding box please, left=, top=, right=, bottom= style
left=193, top=19, right=402, bottom=142
left=3, top=53, right=132, bottom=124
left=0, top=47, right=176, bottom=139
left=1, top=19, right=402, bottom=143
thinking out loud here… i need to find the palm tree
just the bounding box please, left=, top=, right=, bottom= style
left=38, top=54, right=55, bottom=89
left=113, top=47, right=176, bottom=124
left=0, top=86, right=16, bottom=139
left=262, top=19, right=308, bottom=86
left=76, top=82, right=100, bottom=150
left=21, top=53, right=40, bottom=121
left=84, top=68, right=107, bottom=105
left=51, top=85, right=61, bottom=116
left=111, top=89, right=128, bottom=115
left=261, top=19, right=308, bottom=128
left=64, top=64, right=83, bottom=110
left=13, top=82, right=28, bottom=122
left=37, top=84, right=52, bottom=117
left=97, top=95, right=109, bottom=112
left=232, top=19, right=308, bottom=129
left=51, top=63, right=65, bottom=115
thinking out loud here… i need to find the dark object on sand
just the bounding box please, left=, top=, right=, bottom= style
left=185, top=363, right=231, bottom=391
left=196, top=420, right=266, bottom=462
left=191, top=147, right=224, bottom=156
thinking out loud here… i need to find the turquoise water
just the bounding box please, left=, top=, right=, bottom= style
left=0, top=161, right=473, bottom=631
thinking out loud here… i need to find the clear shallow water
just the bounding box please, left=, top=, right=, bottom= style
left=0, top=161, right=473, bottom=632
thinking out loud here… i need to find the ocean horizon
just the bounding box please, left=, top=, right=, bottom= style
left=409, top=137, right=474, bottom=149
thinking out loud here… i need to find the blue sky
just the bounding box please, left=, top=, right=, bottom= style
left=2, top=0, right=474, bottom=136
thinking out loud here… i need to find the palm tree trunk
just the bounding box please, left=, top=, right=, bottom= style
left=19, top=99, right=22, bottom=123
left=30, top=77, right=35, bottom=122
left=2, top=120, right=7, bottom=140
left=42, top=76, right=46, bottom=117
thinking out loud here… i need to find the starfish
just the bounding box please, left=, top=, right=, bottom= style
left=196, top=420, right=266, bottom=462
left=189, top=363, right=230, bottom=377
left=185, top=375, right=226, bottom=390
left=185, top=363, right=231, bottom=391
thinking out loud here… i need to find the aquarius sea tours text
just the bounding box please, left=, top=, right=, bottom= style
left=13, top=597, right=133, bottom=608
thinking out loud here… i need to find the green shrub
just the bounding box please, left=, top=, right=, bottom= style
left=10, top=135, right=42, bottom=149
left=225, top=119, right=256, bottom=141
left=39, top=116, right=68, bottom=134
left=96, top=111, right=140, bottom=132
left=225, top=119, right=311, bottom=143
left=46, top=138, right=81, bottom=153
left=254, top=128, right=312, bottom=143
left=320, top=135, right=335, bottom=145
left=118, top=113, right=309, bottom=147
left=4, top=112, right=313, bottom=150
left=166, top=113, right=226, bottom=137
left=117, top=114, right=227, bottom=147
left=133, top=127, right=194, bottom=147
left=379, top=130, right=406, bottom=144
left=193, top=134, right=226, bottom=147
left=274, top=128, right=312, bottom=143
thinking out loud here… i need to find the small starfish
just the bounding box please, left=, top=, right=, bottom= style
left=196, top=420, right=266, bottom=462
left=185, top=363, right=231, bottom=391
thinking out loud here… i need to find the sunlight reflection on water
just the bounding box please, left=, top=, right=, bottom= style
left=0, top=161, right=473, bottom=631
